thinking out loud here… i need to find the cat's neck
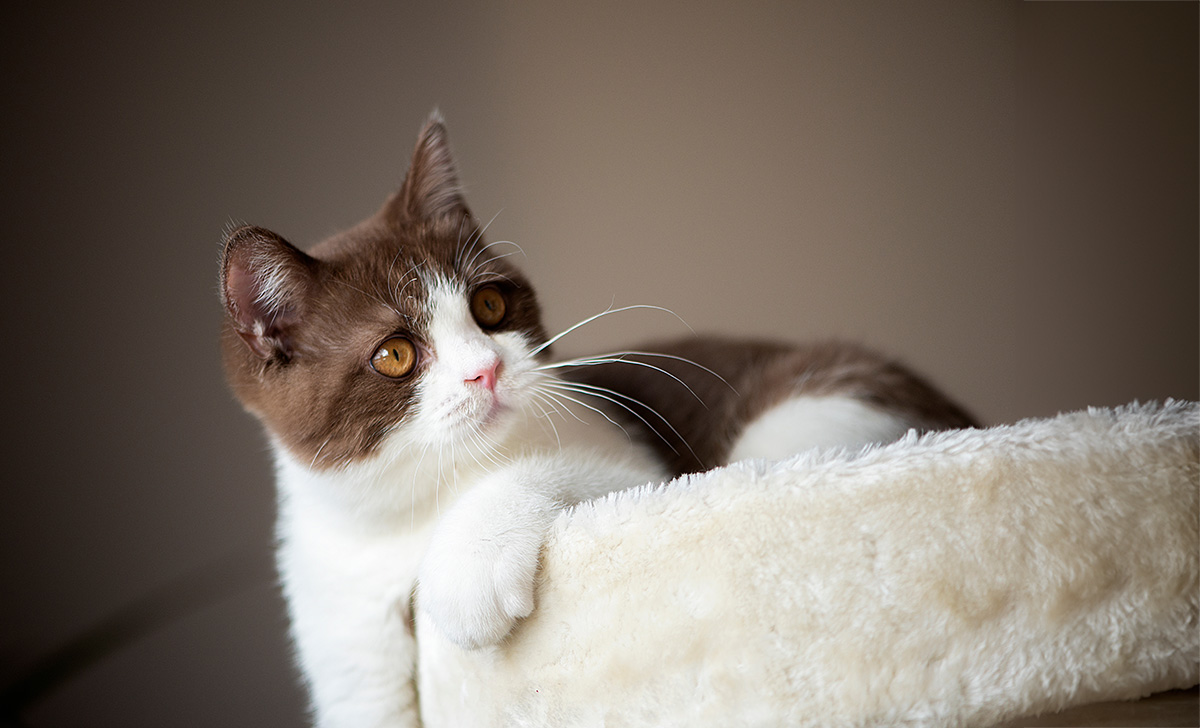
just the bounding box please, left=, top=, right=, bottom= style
left=270, top=398, right=577, bottom=533
left=272, top=436, right=504, bottom=536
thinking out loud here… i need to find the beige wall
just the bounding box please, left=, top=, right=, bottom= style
left=464, top=1, right=1195, bottom=426
left=1, top=2, right=1194, bottom=725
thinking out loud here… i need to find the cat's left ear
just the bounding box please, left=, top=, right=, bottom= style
left=220, top=225, right=317, bottom=361
left=383, top=111, right=472, bottom=225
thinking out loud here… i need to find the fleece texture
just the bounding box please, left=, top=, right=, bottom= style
left=416, top=401, right=1199, bottom=727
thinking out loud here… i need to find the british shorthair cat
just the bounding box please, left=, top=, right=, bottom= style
left=219, top=114, right=975, bottom=727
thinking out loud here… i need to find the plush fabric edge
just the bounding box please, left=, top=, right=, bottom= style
left=417, top=400, right=1200, bottom=727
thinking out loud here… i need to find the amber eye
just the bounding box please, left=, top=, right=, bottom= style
left=471, top=286, right=507, bottom=327
left=371, top=337, right=417, bottom=378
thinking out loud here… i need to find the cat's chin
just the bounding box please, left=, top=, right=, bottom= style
left=472, top=379, right=530, bottom=432
left=477, top=398, right=518, bottom=437
left=443, top=396, right=518, bottom=445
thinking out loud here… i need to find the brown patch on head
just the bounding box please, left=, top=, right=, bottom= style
left=220, top=115, right=547, bottom=470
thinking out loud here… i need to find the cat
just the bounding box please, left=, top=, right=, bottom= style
left=219, top=113, right=976, bottom=727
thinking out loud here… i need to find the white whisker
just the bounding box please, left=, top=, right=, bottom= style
left=467, top=428, right=510, bottom=469
left=542, top=350, right=736, bottom=395
left=527, top=397, right=563, bottom=450
left=531, top=304, right=694, bottom=356
left=541, top=380, right=676, bottom=455
left=472, top=248, right=522, bottom=271
left=386, top=248, right=405, bottom=297
left=545, top=379, right=703, bottom=465
left=470, top=271, right=517, bottom=288
left=539, top=356, right=708, bottom=406
left=536, top=386, right=635, bottom=447
left=460, top=211, right=505, bottom=270
left=530, top=386, right=588, bottom=426
left=453, top=214, right=471, bottom=272
left=465, top=241, right=524, bottom=286
left=464, top=433, right=494, bottom=470
left=310, top=436, right=332, bottom=469
left=468, top=251, right=524, bottom=286
left=396, top=261, right=427, bottom=303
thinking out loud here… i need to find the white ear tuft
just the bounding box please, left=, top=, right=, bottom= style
left=220, top=226, right=316, bottom=360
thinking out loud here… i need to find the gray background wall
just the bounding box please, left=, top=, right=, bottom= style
left=1, top=2, right=1195, bottom=726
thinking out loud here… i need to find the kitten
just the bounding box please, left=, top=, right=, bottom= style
left=219, top=114, right=975, bottom=727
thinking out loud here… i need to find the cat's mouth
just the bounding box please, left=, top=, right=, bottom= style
left=450, top=385, right=510, bottom=434
left=470, top=394, right=503, bottom=424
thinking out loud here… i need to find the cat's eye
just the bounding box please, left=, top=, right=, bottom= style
left=471, top=286, right=507, bottom=328
left=371, top=337, right=417, bottom=378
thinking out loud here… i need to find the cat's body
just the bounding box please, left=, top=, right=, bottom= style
left=220, top=115, right=975, bottom=727
left=564, top=336, right=976, bottom=477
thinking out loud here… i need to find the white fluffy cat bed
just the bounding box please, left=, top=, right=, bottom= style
left=415, top=401, right=1198, bottom=727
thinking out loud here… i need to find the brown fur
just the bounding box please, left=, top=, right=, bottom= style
left=565, top=337, right=978, bottom=476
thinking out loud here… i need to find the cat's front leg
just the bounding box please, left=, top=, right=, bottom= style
left=416, top=469, right=558, bottom=649
left=417, top=450, right=663, bottom=649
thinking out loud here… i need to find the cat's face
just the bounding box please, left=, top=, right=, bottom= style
left=220, top=118, right=549, bottom=470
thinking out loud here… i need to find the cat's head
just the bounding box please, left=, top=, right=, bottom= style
left=220, top=115, right=549, bottom=471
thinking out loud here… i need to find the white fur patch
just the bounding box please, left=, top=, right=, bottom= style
left=412, top=278, right=515, bottom=445
left=728, top=394, right=912, bottom=462
left=426, top=278, right=501, bottom=382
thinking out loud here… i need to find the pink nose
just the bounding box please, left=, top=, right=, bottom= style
left=466, top=358, right=500, bottom=392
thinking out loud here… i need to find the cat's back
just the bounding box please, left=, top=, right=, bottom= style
left=563, top=336, right=978, bottom=477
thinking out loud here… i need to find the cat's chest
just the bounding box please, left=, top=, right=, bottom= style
left=275, top=499, right=436, bottom=655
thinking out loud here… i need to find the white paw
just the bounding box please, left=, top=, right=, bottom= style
left=417, top=512, right=544, bottom=649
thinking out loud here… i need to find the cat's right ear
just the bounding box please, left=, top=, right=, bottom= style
left=382, top=112, right=472, bottom=226
left=220, top=225, right=317, bottom=361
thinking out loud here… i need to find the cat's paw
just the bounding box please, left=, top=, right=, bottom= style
left=417, top=500, right=547, bottom=649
